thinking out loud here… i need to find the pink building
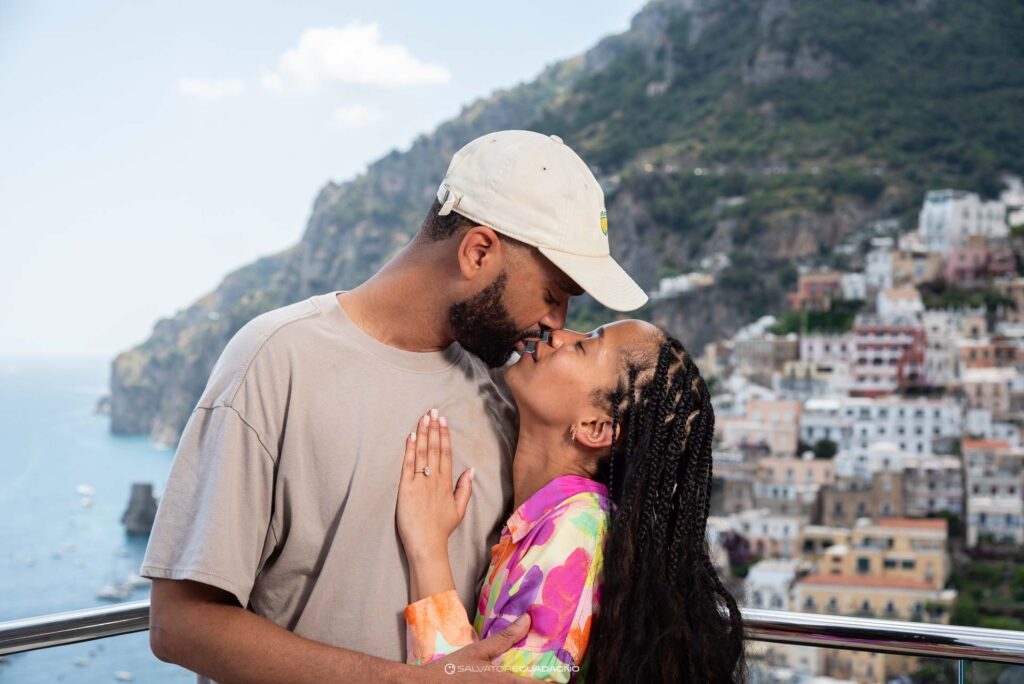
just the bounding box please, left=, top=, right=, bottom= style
left=961, top=368, right=1019, bottom=419
left=788, top=270, right=843, bottom=312
left=718, top=399, right=803, bottom=456
left=757, top=456, right=836, bottom=487
left=945, top=236, right=1018, bottom=284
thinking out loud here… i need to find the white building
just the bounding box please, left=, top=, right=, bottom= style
left=850, top=313, right=926, bottom=396
left=964, top=409, right=1022, bottom=446
left=840, top=272, right=868, bottom=301
left=744, top=559, right=802, bottom=610
left=922, top=311, right=960, bottom=387
left=650, top=271, right=714, bottom=300
left=715, top=509, right=805, bottom=559
left=902, top=457, right=964, bottom=517
left=918, top=189, right=1008, bottom=253
left=876, top=287, right=924, bottom=320
left=800, top=396, right=963, bottom=479
left=967, top=496, right=1024, bottom=547
left=800, top=334, right=855, bottom=367
left=865, top=237, right=894, bottom=291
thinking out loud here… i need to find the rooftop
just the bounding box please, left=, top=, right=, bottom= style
left=963, top=439, right=1012, bottom=451
left=876, top=517, right=948, bottom=531
left=797, top=574, right=939, bottom=591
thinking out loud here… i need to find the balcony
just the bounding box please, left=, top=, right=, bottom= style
left=4, top=601, right=1024, bottom=678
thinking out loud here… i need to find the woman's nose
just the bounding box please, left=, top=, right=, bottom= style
left=549, top=329, right=586, bottom=349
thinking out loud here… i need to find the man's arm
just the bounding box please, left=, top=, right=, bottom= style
left=149, top=579, right=530, bottom=683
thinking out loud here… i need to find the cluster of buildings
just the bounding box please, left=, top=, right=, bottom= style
left=700, top=187, right=1024, bottom=683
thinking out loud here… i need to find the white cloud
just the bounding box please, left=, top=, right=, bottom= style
left=329, top=104, right=384, bottom=129
left=261, top=23, right=451, bottom=93
left=177, top=78, right=245, bottom=101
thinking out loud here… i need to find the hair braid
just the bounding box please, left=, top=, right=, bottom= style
left=589, top=334, right=745, bottom=683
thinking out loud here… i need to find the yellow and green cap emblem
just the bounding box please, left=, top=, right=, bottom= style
left=600, top=209, right=608, bottom=236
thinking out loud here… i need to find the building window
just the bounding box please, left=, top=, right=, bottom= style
left=901, top=559, right=916, bottom=570
left=857, top=557, right=871, bottom=574
left=884, top=559, right=897, bottom=569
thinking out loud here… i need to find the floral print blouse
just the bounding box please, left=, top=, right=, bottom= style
left=404, top=475, right=611, bottom=682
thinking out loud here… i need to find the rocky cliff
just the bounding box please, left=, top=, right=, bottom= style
left=111, top=0, right=1024, bottom=442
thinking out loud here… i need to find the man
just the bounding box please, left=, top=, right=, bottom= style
left=143, top=130, right=647, bottom=683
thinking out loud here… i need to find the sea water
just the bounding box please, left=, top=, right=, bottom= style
left=0, top=357, right=191, bottom=682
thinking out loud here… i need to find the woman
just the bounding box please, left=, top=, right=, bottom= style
left=395, top=321, right=745, bottom=682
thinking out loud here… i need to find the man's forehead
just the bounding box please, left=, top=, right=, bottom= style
left=526, top=244, right=584, bottom=296
left=554, top=272, right=584, bottom=297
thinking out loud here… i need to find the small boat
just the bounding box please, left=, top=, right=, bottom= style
left=76, top=484, right=96, bottom=496
left=126, top=573, right=150, bottom=588
left=114, top=671, right=134, bottom=681
left=96, top=583, right=132, bottom=601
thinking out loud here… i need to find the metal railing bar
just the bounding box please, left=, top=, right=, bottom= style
left=744, top=608, right=1024, bottom=665
left=2, top=601, right=1024, bottom=666
left=0, top=600, right=149, bottom=656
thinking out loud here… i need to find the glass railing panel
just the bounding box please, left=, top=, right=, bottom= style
left=958, top=659, right=1024, bottom=683
left=0, top=631, right=191, bottom=683
left=747, top=641, right=965, bottom=683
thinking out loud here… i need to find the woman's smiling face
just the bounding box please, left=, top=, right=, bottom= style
left=505, top=319, right=663, bottom=430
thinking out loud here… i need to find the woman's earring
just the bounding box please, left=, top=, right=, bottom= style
left=569, top=426, right=578, bottom=442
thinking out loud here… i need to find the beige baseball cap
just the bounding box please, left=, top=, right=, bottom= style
left=436, top=130, right=648, bottom=312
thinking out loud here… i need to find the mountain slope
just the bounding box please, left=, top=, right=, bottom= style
left=111, top=0, right=1024, bottom=443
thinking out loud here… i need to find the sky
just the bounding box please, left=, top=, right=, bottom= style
left=0, top=0, right=645, bottom=358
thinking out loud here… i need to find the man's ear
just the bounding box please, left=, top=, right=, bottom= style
left=575, top=416, right=619, bottom=449
left=457, top=226, right=502, bottom=280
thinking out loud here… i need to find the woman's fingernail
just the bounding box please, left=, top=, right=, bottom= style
left=468, top=467, right=475, bottom=480
left=439, top=416, right=448, bottom=427
left=422, top=414, right=430, bottom=426
left=410, top=432, right=417, bottom=442
left=430, top=408, right=438, bottom=421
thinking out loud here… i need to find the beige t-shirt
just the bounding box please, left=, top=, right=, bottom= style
left=140, top=292, right=517, bottom=682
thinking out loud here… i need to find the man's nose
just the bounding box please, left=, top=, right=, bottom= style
left=539, top=299, right=569, bottom=331
left=549, top=328, right=586, bottom=349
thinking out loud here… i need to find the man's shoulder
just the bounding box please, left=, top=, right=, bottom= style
left=200, top=294, right=332, bottom=406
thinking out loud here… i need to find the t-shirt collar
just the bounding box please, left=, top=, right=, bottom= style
left=506, top=475, right=609, bottom=543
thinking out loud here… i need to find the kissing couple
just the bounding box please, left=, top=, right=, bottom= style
left=142, top=131, right=744, bottom=683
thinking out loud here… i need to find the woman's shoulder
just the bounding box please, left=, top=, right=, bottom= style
left=535, top=488, right=611, bottom=551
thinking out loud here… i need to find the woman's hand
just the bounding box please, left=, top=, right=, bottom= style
left=397, top=410, right=475, bottom=564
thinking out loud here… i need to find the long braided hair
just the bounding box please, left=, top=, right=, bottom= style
left=588, top=333, right=745, bottom=683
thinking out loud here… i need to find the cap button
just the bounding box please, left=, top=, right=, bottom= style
left=549, top=134, right=563, bottom=144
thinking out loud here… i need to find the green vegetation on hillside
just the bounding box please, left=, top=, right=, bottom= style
left=951, top=557, right=1024, bottom=631
left=919, top=280, right=1016, bottom=313
left=771, top=299, right=863, bottom=335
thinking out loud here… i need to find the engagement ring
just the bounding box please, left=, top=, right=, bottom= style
left=415, top=466, right=432, bottom=477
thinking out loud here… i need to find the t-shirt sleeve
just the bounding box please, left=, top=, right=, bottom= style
left=139, top=404, right=277, bottom=608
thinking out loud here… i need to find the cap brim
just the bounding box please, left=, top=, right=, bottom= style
left=537, top=247, right=649, bottom=312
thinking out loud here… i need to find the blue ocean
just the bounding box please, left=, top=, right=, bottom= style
left=0, top=357, right=192, bottom=682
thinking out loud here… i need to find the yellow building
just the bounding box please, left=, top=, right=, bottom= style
left=839, top=518, right=948, bottom=588
left=792, top=574, right=956, bottom=683
left=790, top=517, right=955, bottom=683
left=798, top=525, right=851, bottom=563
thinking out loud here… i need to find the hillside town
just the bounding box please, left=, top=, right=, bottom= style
left=690, top=183, right=1024, bottom=684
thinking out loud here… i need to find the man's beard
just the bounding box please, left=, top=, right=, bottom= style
left=448, top=271, right=535, bottom=368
